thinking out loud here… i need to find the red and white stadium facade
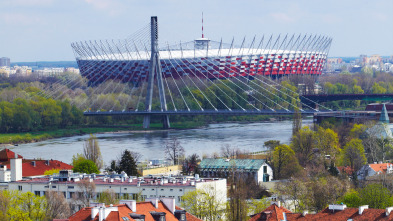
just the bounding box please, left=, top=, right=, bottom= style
left=72, top=36, right=332, bottom=84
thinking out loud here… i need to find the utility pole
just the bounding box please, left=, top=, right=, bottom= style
left=143, top=16, right=170, bottom=129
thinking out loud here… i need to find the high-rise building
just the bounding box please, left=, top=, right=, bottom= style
left=0, top=57, right=10, bottom=67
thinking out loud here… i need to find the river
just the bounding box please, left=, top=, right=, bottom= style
left=7, top=119, right=312, bottom=166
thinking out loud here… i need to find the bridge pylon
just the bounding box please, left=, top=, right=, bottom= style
left=143, top=16, right=170, bottom=129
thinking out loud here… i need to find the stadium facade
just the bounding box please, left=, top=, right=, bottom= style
left=72, top=34, right=332, bottom=84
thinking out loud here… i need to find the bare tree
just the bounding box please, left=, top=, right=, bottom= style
left=83, top=134, right=103, bottom=170
left=164, top=137, right=185, bottom=165
left=220, top=144, right=242, bottom=159
left=73, top=178, right=96, bottom=208
left=46, top=191, right=71, bottom=220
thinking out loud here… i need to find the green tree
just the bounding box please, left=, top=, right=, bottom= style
left=118, top=150, right=138, bottom=176
left=181, top=186, right=225, bottom=221
left=338, top=189, right=362, bottom=208
left=97, top=189, right=119, bottom=205
left=371, top=82, right=387, bottom=94
left=360, top=184, right=393, bottom=209
left=291, top=126, right=315, bottom=167
left=341, top=138, right=367, bottom=172
left=314, top=127, right=340, bottom=160
left=71, top=153, right=86, bottom=166
left=73, top=159, right=100, bottom=174
left=273, top=144, right=301, bottom=179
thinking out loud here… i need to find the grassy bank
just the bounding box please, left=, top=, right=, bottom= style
left=0, top=120, right=208, bottom=144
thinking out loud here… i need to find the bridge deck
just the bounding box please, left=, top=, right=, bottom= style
left=83, top=109, right=324, bottom=116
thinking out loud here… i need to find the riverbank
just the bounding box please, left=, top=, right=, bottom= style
left=0, top=120, right=208, bottom=145
left=0, top=115, right=298, bottom=145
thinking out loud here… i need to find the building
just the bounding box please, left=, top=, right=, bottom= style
left=8, top=170, right=227, bottom=209
left=0, top=148, right=73, bottom=179
left=63, top=198, right=202, bottom=221
left=357, top=163, right=393, bottom=180
left=72, top=31, right=331, bottom=85
left=0, top=57, right=10, bottom=67
left=199, top=158, right=273, bottom=184
left=249, top=203, right=393, bottom=221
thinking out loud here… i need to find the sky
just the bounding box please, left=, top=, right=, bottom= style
left=0, top=0, right=392, bottom=62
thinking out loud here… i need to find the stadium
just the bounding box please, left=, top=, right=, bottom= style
left=71, top=25, right=332, bottom=85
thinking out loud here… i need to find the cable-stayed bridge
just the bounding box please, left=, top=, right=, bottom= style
left=43, top=17, right=334, bottom=128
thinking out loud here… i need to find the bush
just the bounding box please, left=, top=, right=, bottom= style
left=73, top=159, right=99, bottom=174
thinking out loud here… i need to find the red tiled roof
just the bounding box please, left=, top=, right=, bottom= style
left=369, top=163, right=393, bottom=173
left=337, top=166, right=355, bottom=175
left=249, top=204, right=292, bottom=221
left=249, top=205, right=393, bottom=221
left=0, top=148, right=23, bottom=162
left=5, top=159, right=73, bottom=177
left=69, top=201, right=202, bottom=221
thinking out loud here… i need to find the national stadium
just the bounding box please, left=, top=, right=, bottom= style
left=71, top=20, right=332, bottom=85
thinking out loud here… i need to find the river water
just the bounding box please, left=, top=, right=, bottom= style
left=8, top=119, right=312, bottom=166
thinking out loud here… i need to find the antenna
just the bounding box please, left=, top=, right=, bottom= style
left=202, top=12, right=204, bottom=38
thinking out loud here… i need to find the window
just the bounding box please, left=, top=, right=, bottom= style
left=52, top=185, right=56, bottom=188
left=142, top=188, right=145, bottom=191
left=161, top=189, right=164, bottom=191
left=18, top=185, right=22, bottom=191
left=170, top=189, right=173, bottom=192
left=68, top=186, right=74, bottom=189
left=44, top=185, right=49, bottom=188
left=34, top=191, right=40, bottom=196
left=121, top=217, right=130, bottom=221
left=179, top=189, right=182, bottom=192
left=124, top=188, right=127, bottom=190
left=116, top=193, right=120, bottom=199
left=151, top=189, right=155, bottom=191
left=123, top=193, right=130, bottom=199
left=69, top=192, right=74, bottom=199
left=263, top=166, right=267, bottom=174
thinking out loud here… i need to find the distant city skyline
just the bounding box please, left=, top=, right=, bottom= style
left=0, top=0, right=392, bottom=62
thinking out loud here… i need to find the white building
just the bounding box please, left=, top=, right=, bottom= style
left=357, top=163, right=393, bottom=180
left=7, top=170, right=227, bottom=210
left=199, top=158, right=273, bottom=184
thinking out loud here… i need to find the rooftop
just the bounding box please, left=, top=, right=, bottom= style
left=200, top=158, right=267, bottom=170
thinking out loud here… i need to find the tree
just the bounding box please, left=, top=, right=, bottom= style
left=264, top=140, right=280, bottom=150
left=45, top=191, right=71, bottom=220
left=360, top=184, right=393, bottom=209
left=338, top=189, right=362, bottom=208
left=71, top=153, right=86, bottom=166
left=44, top=169, right=59, bottom=175
left=314, top=127, right=340, bottom=161
left=275, top=178, right=307, bottom=212
left=342, top=138, right=367, bottom=172
left=164, top=137, right=184, bottom=165
left=272, top=144, right=301, bottom=179
left=183, top=153, right=201, bottom=175
left=98, top=189, right=118, bottom=205
left=292, top=108, right=302, bottom=135
left=291, top=126, right=315, bottom=167
left=0, top=190, right=47, bottom=221
left=181, top=185, right=226, bottom=221
left=83, top=134, right=103, bottom=170
left=73, top=178, right=96, bottom=207
left=118, top=150, right=138, bottom=176
left=73, top=159, right=100, bottom=174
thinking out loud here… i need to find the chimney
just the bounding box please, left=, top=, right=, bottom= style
left=161, top=198, right=176, bottom=214
left=120, top=200, right=136, bottom=212
left=147, top=198, right=159, bottom=208
left=329, top=204, right=347, bottom=211
left=128, top=178, right=133, bottom=183
left=91, top=207, right=99, bottom=219
left=271, top=201, right=281, bottom=207
left=11, top=158, right=22, bottom=181
left=386, top=207, right=393, bottom=216
left=359, top=205, right=368, bottom=215
left=302, top=210, right=308, bottom=216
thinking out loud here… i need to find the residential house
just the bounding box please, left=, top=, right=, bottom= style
left=59, top=198, right=202, bottom=221
left=199, top=158, right=273, bottom=184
